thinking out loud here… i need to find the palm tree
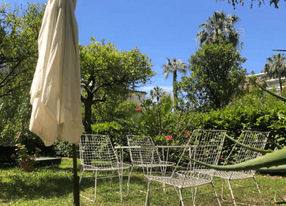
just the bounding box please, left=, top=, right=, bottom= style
left=196, top=11, right=241, bottom=48
left=262, top=53, right=286, bottom=92
left=150, top=86, right=166, bottom=102
left=162, top=57, right=187, bottom=108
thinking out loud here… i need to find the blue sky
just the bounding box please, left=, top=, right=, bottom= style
left=7, top=0, right=286, bottom=96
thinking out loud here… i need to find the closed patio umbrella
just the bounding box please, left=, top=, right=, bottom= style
left=29, top=0, right=83, bottom=205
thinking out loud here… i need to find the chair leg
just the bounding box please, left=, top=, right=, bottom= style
left=160, top=165, right=167, bottom=175
left=221, top=179, right=227, bottom=201
left=94, top=171, right=98, bottom=202
left=110, top=171, right=113, bottom=188
left=118, top=169, right=123, bottom=202
left=211, top=181, right=221, bottom=206
left=160, top=166, right=166, bottom=193
left=79, top=169, right=84, bottom=183
left=127, top=167, right=132, bottom=195
left=145, top=180, right=150, bottom=206
left=253, top=176, right=265, bottom=205
left=192, top=186, right=197, bottom=205
left=227, top=180, right=236, bottom=206
left=178, top=188, right=184, bottom=206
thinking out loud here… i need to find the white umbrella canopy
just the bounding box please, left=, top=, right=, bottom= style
left=29, top=0, right=83, bottom=147
left=29, top=0, right=83, bottom=205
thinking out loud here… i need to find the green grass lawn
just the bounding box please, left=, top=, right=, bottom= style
left=1, top=158, right=286, bottom=205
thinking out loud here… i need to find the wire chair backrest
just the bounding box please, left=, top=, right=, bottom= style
left=235, top=131, right=269, bottom=164
left=126, top=135, right=161, bottom=165
left=189, top=130, right=227, bottom=171
left=79, top=134, right=119, bottom=170
left=227, top=131, right=269, bottom=175
left=174, top=130, right=226, bottom=174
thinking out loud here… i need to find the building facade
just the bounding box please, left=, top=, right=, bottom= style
left=127, top=91, right=146, bottom=105
left=246, top=73, right=286, bottom=94
left=0, top=63, right=11, bottom=74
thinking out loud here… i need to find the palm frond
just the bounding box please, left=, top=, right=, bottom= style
left=196, top=11, right=240, bottom=47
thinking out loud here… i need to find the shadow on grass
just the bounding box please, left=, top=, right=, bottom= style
left=79, top=172, right=147, bottom=190
left=0, top=163, right=18, bottom=170
left=77, top=172, right=149, bottom=204
left=0, top=167, right=75, bottom=202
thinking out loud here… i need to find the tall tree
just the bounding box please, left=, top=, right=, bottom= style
left=216, top=0, right=283, bottom=9
left=196, top=11, right=241, bottom=48
left=150, top=86, right=166, bottom=102
left=0, top=3, right=45, bottom=97
left=80, top=37, right=155, bottom=134
left=0, top=3, right=45, bottom=144
left=262, top=53, right=286, bottom=92
left=179, top=41, right=246, bottom=110
left=162, top=57, right=187, bottom=109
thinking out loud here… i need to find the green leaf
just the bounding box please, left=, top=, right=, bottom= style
left=186, top=147, right=286, bottom=171
left=278, top=112, right=286, bottom=120
left=226, top=134, right=273, bottom=154
left=250, top=79, right=286, bottom=103
left=257, top=165, right=286, bottom=172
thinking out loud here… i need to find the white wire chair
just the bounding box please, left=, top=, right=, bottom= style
left=215, top=130, right=270, bottom=206
left=126, top=135, right=176, bottom=176
left=145, top=129, right=227, bottom=206
left=79, top=134, right=131, bottom=202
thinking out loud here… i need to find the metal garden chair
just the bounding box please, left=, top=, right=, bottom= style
left=126, top=135, right=176, bottom=176
left=79, top=134, right=131, bottom=202
left=215, top=130, right=270, bottom=206
left=144, top=129, right=227, bottom=206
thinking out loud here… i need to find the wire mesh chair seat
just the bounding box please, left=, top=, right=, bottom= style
left=79, top=134, right=131, bottom=202
left=215, top=171, right=253, bottom=180
left=131, top=160, right=175, bottom=168
left=146, top=170, right=214, bottom=188
left=81, top=161, right=131, bottom=171
left=145, top=129, right=227, bottom=206
left=215, top=130, right=269, bottom=205
left=127, top=135, right=176, bottom=175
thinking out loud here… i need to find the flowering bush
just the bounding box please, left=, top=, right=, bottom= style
left=12, top=144, right=41, bottom=163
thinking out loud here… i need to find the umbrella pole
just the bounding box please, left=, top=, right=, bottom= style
left=73, top=144, right=80, bottom=206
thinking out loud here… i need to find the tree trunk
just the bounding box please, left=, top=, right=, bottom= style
left=279, top=75, right=283, bottom=94
left=173, top=71, right=178, bottom=110
left=215, top=98, right=221, bottom=109
left=84, top=101, right=93, bottom=134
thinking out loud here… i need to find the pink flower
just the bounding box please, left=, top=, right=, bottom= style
left=185, top=132, right=190, bottom=136
left=166, top=136, right=172, bottom=140
left=36, top=147, right=40, bottom=151
left=135, top=107, right=141, bottom=111
left=17, top=145, right=21, bottom=148
left=14, top=136, right=18, bottom=139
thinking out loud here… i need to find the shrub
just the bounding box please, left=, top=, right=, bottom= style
left=196, top=87, right=286, bottom=160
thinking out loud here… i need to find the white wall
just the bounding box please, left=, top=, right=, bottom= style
left=128, top=91, right=146, bottom=105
